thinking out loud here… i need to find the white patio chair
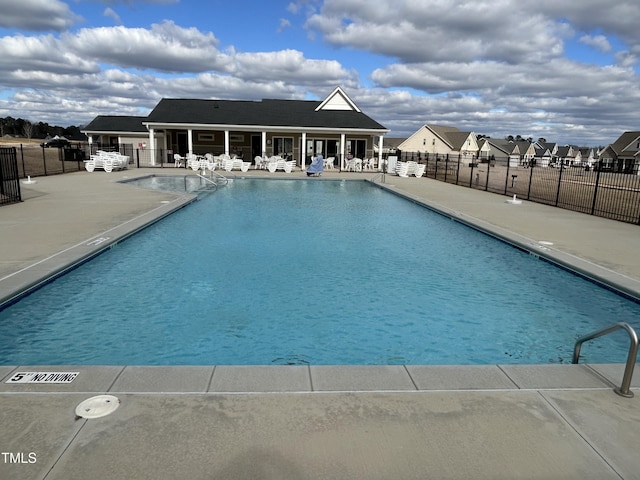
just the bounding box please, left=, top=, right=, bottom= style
left=324, top=157, right=335, bottom=169
left=364, top=158, right=376, bottom=171
left=203, top=154, right=217, bottom=171
left=346, top=158, right=362, bottom=172
left=186, top=153, right=199, bottom=170
left=173, top=154, right=185, bottom=168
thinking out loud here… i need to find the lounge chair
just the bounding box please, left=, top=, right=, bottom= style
left=173, top=154, right=185, bottom=168
left=396, top=161, right=425, bottom=178
left=222, top=155, right=251, bottom=172
left=85, top=151, right=129, bottom=172
left=307, top=155, right=324, bottom=176
left=267, top=157, right=295, bottom=173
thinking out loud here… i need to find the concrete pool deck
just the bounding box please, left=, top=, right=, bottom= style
left=1, top=168, right=639, bottom=479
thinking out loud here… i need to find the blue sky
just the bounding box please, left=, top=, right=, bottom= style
left=1, top=0, right=640, bottom=146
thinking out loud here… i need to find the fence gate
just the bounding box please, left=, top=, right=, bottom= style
left=0, top=147, right=22, bottom=206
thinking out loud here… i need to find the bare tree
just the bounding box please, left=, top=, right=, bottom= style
left=22, top=120, right=34, bottom=141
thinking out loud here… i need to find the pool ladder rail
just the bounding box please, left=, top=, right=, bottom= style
left=195, top=171, right=229, bottom=192
left=573, top=322, right=639, bottom=398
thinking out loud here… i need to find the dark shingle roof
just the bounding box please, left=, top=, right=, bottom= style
left=83, top=115, right=148, bottom=133
left=610, top=131, right=640, bottom=155
left=145, top=98, right=387, bottom=131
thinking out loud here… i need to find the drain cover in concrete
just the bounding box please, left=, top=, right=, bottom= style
left=75, top=395, right=120, bottom=419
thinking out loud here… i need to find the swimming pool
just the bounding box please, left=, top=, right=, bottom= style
left=1, top=178, right=638, bottom=365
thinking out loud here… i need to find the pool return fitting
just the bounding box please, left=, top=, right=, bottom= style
left=573, top=322, right=638, bottom=398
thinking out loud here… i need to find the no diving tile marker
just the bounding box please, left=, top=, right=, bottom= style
left=6, top=372, right=79, bottom=384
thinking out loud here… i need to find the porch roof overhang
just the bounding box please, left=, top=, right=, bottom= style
left=84, top=129, right=153, bottom=136
left=142, top=122, right=388, bottom=136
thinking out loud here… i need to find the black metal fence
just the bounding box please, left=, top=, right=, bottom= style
left=398, top=152, right=640, bottom=225
left=16, top=143, right=179, bottom=178
left=0, top=147, right=21, bottom=206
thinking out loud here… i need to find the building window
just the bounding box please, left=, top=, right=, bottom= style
left=347, top=139, right=366, bottom=158
left=273, top=137, right=293, bottom=156
left=198, top=133, right=215, bottom=141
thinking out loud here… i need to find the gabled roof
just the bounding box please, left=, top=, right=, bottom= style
left=445, top=131, right=474, bottom=151
left=534, top=147, right=551, bottom=157
left=609, top=131, right=640, bottom=155
left=428, top=125, right=461, bottom=149
left=515, top=140, right=533, bottom=154
left=144, top=93, right=386, bottom=132
left=381, top=137, right=406, bottom=149
left=315, top=86, right=361, bottom=112
left=482, top=139, right=521, bottom=155
left=556, top=146, right=573, bottom=157
left=83, top=115, right=148, bottom=133
left=479, top=138, right=508, bottom=155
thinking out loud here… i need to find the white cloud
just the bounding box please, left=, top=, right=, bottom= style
left=0, top=0, right=81, bottom=31
left=63, top=21, right=224, bottom=73
left=99, top=0, right=179, bottom=4
left=305, top=0, right=568, bottom=64
left=579, top=34, right=612, bottom=53
left=230, top=50, right=355, bottom=86
left=0, top=34, right=98, bottom=76
left=278, top=18, right=291, bottom=32
left=103, top=8, right=122, bottom=24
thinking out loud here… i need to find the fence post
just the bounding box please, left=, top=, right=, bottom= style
left=484, top=160, right=490, bottom=191
left=526, top=161, right=534, bottom=200
left=590, top=161, right=603, bottom=215
left=555, top=162, right=564, bottom=206
left=41, top=145, right=48, bottom=176
left=455, top=154, right=461, bottom=185
left=20, top=144, right=26, bottom=177
left=469, top=162, right=475, bottom=188
left=444, top=155, right=449, bottom=182
left=504, top=157, right=511, bottom=194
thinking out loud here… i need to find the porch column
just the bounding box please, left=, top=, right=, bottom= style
left=378, top=135, right=384, bottom=170
left=225, top=130, right=230, bottom=156
left=187, top=129, right=193, bottom=154
left=340, top=133, right=346, bottom=170
left=301, top=132, right=307, bottom=169
left=148, top=128, right=155, bottom=166
left=262, top=131, right=267, bottom=157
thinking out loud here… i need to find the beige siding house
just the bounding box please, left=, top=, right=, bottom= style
left=600, top=131, right=640, bottom=174
left=397, top=125, right=479, bottom=162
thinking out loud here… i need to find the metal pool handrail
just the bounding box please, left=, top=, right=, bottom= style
left=206, top=170, right=229, bottom=185
left=573, top=322, right=638, bottom=398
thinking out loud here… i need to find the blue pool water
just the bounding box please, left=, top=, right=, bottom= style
left=1, top=179, right=639, bottom=365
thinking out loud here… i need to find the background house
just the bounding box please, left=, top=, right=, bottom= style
left=477, top=138, right=534, bottom=167
left=600, top=131, right=640, bottom=174
left=396, top=125, right=478, bottom=162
